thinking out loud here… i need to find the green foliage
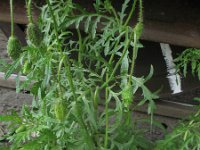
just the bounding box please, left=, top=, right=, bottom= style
left=155, top=48, right=200, bottom=150
left=175, top=48, right=200, bottom=79
left=155, top=104, right=200, bottom=150
left=1, top=0, right=160, bottom=149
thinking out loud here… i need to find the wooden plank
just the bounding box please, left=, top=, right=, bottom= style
left=0, top=0, right=200, bottom=48
left=0, top=71, right=195, bottom=118
left=0, top=0, right=39, bottom=24
left=0, top=72, right=27, bottom=89
left=0, top=22, right=26, bottom=45
left=142, top=21, right=200, bottom=49
left=134, top=99, right=195, bottom=119
left=99, top=99, right=195, bottom=119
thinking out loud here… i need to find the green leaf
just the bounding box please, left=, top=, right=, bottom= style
left=91, top=16, right=101, bottom=39
left=84, top=16, right=91, bottom=33
left=137, top=99, right=146, bottom=106
left=0, top=114, right=21, bottom=123
left=75, top=16, right=85, bottom=29
left=198, top=64, right=200, bottom=80
left=191, top=60, right=197, bottom=75
left=119, top=0, right=130, bottom=23
left=144, top=65, right=154, bottom=82
left=147, top=100, right=156, bottom=115
left=4, top=59, right=20, bottom=79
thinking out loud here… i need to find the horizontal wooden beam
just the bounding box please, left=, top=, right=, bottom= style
left=134, top=99, right=195, bottom=119
left=0, top=22, right=27, bottom=45
left=0, top=0, right=200, bottom=48
left=0, top=71, right=195, bottom=119
left=0, top=0, right=39, bottom=24
left=142, top=21, right=200, bottom=49
left=0, top=72, right=27, bottom=89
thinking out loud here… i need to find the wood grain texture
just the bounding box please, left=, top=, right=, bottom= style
left=0, top=72, right=27, bottom=89
left=0, top=69, right=195, bottom=118
left=0, top=22, right=26, bottom=45
left=134, top=99, right=195, bottom=119
left=0, top=0, right=200, bottom=48
left=0, top=0, right=39, bottom=24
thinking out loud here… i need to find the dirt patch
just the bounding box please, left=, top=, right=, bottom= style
left=0, top=87, right=32, bottom=114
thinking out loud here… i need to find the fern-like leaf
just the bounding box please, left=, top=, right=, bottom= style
left=91, top=16, right=101, bottom=39
left=119, top=0, right=130, bottom=23
left=84, top=16, right=92, bottom=33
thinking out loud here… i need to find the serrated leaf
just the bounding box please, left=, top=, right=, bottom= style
left=147, top=100, right=156, bottom=115
left=119, top=0, right=130, bottom=23
left=84, top=16, right=91, bottom=33
left=183, top=62, right=187, bottom=77
left=44, top=60, right=52, bottom=86
left=198, top=64, right=200, bottom=80
left=91, top=16, right=101, bottom=39
left=104, top=39, right=111, bottom=56
left=75, top=16, right=84, bottom=29
left=191, top=60, right=197, bottom=75
left=4, top=59, right=20, bottom=79
left=137, top=99, right=146, bottom=106
left=145, top=65, right=154, bottom=82
left=121, top=52, right=129, bottom=74
left=0, top=114, right=21, bottom=123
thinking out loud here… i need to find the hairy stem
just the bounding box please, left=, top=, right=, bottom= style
left=103, top=34, right=123, bottom=149
left=26, top=0, right=33, bottom=23
left=128, top=33, right=137, bottom=84
left=124, top=0, right=138, bottom=26
left=111, top=7, right=120, bottom=25
left=77, top=29, right=83, bottom=67
left=104, top=74, right=109, bottom=148
left=100, top=28, right=135, bottom=90
left=57, top=55, right=65, bottom=95
left=10, top=0, right=14, bottom=37
left=46, top=0, right=94, bottom=148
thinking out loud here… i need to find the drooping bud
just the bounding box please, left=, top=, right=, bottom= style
left=122, top=85, right=133, bottom=108
left=7, top=36, right=22, bottom=60
left=26, top=23, right=43, bottom=46
left=54, top=99, right=65, bottom=121
left=134, top=22, right=143, bottom=40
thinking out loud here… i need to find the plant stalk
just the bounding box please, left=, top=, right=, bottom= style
left=77, top=29, right=83, bottom=67
left=124, top=0, right=138, bottom=26
left=104, top=74, right=109, bottom=148
left=46, top=0, right=94, bottom=148
left=128, top=33, right=137, bottom=84
left=26, top=0, right=33, bottom=23
left=10, top=0, right=14, bottom=37
left=104, top=2, right=144, bottom=144
left=100, top=28, right=135, bottom=90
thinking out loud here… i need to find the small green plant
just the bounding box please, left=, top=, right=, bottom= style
left=155, top=48, right=200, bottom=150
left=175, top=48, right=200, bottom=79
left=155, top=103, right=200, bottom=150
left=1, top=0, right=160, bottom=149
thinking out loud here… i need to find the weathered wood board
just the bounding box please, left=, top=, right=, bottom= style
left=0, top=0, right=200, bottom=48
